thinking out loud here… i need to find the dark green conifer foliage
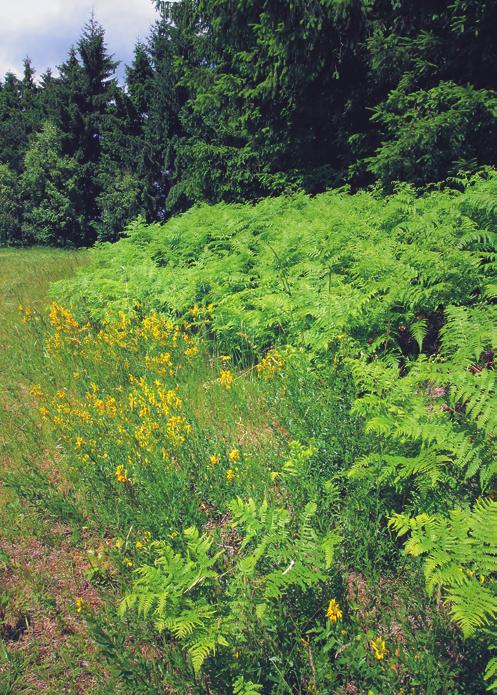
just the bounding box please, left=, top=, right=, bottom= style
left=20, top=58, right=39, bottom=121
left=123, top=41, right=158, bottom=222
left=0, top=73, right=25, bottom=171
left=53, top=17, right=118, bottom=245
left=0, top=164, right=21, bottom=244
left=2, top=0, right=497, bottom=245
left=356, top=0, right=497, bottom=186
left=95, top=86, right=144, bottom=242
left=20, top=121, right=79, bottom=246
left=126, top=42, right=154, bottom=119
left=142, top=16, right=187, bottom=217
left=0, top=60, right=42, bottom=174
left=163, top=0, right=370, bottom=206
left=39, top=68, right=60, bottom=121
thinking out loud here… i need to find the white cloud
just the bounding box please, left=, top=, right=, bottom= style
left=0, top=0, right=158, bottom=78
left=0, top=47, right=20, bottom=76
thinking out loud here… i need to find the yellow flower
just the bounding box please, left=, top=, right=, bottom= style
left=30, top=384, right=43, bottom=398
left=326, top=598, right=343, bottom=623
left=226, top=468, right=235, bottom=481
left=115, top=464, right=129, bottom=484
left=135, top=541, right=144, bottom=550
left=49, top=303, right=78, bottom=330
left=75, top=597, right=84, bottom=613
left=123, top=556, right=133, bottom=568
left=209, top=454, right=220, bottom=466
left=75, top=436, right=84, bottom=448
left=169, top=531, right=178, bottom=539
left=219, top=369, right=234, bottom=390
left=114, top=538, right=124, bottom=549
left=256, top=350, right=284, bottom=380
left=20, top=305, right=32, bottom=323
left=229, top=449, right=240, bottom=463
left=371, top=636, right=388, bottom=660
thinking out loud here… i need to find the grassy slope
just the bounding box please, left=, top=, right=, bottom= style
left=0, top=248, right=114, bottom=694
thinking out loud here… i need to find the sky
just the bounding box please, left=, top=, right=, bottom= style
left=0, top=0, right=159, bottom=82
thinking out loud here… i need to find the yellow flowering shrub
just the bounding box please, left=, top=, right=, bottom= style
left=18, top=304, right=33, bottom=323
left=228, top=448, right=240, bottom=463
left=371, top=636, right=388, bottom=660
left=115, top=464, right=129, bottom=484
left=256, top=349, right=284, bottom=380
left=38, top=306, right=196, bottom=491
left=219, top=369, right=234, bottom=390
left=326, top=598, right=343, bottom=623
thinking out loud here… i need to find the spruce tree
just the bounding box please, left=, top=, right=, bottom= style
left=20, top=121, right=79, bottom=246
left=95, top=86, right=144, bottom=241
left=53, top=16, right=118, bottom=245
left=0, top=164, right=21, bottom=244
left=162, top=0, right=369, bottom=208
left=0, top=73, right=24, bottom=171
left=39, top=68, right=60, bottom=121
left=142, top=18, right=185, bottom=217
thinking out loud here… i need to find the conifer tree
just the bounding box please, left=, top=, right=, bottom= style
left=162, top=0, right=369, bottom=207
left=53, top=17, right=118, bottom=244
left=95, top=86, right=144, bottom=241
left=142, top=18, right=186, bottom=217
left=20, top=121, right=79, bottom=245
left=0, top=164, right=21, bottom=244
left=126, top=42, right=154, bottom=120
left=0, top=59, right=43, bottom=175
left=0, top=73, right=24, bottom=171
left=39, top=68, right=59, bottom=121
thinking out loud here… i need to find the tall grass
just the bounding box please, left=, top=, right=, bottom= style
left=0, top=248, right=88, bottom=526
left=0, top=248, right=99, bottom=693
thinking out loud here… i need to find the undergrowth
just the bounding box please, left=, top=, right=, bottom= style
left=4, top=171, right=497, bottom=691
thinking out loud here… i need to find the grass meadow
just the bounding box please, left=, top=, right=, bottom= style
left=0, top=248, right=112, bottom=693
